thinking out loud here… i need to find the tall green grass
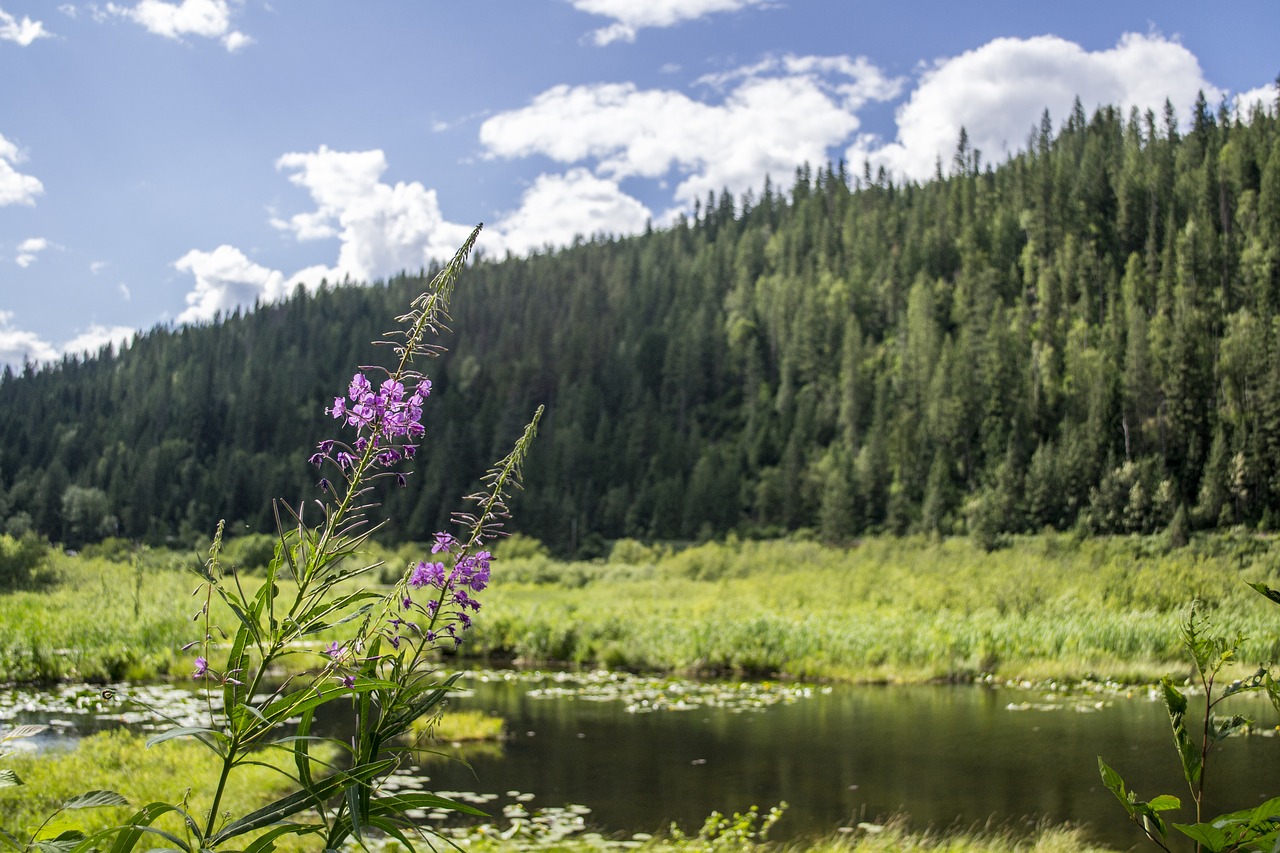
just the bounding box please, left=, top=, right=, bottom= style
left=2, top=532, right=1276, bottom=685
left=470, top=532, right=1280, bottom=682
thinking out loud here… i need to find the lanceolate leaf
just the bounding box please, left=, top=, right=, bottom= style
left=1161, top=678, right=1202, bottom=789
left=62, top=790, right=129, bottom=809
left=209, top=759, right=395, bottom=845
left=1, top=724, right=48, bottom=741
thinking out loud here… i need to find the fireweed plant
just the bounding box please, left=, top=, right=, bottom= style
left=21, top=226, right=541, bottom=853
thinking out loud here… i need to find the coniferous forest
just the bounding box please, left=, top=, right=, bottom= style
left=2, top=95, right=1280, bottom=555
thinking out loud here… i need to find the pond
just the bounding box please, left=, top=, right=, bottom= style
left=3, top=672, right=1279, bottom=848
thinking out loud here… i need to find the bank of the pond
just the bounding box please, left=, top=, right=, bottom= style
left=1, top=532, right=1278, bottom=686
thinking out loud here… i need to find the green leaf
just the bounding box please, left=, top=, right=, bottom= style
left=62, top=790, right=129, bottom=809
left=1174, top=821, right=1229, bottom=852
left=106, top=802, right=188, bottom=853
left=1148, top=795, right=1181, bottom=812
left=368, top=792, right=487, bottom=818
left=362, top=815, right=418, bottom=852
left=1211, top=713, right=1250, bottom=742
left=209, top=759, right=395, bottom=845
left=224, top=623, right=253, bottom=733
left=1249, top=581, right=1280, bottom=606
left=242, top=824, right=317, bottom=853
left=1, top=724, right=48, bottom=742
left=293, top=709, right=314, bottom=790
left=259, top=678, right=396, bottom=727
left=1161, top=678, right=1202, bottom=789
left=145, top=726, right=229, bottom=753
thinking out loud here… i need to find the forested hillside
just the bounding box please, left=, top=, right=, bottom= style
left=3, top=94, right=1279, bottom=554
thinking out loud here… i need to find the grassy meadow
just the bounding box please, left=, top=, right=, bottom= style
left=1, top=530, right=1278, bottom=685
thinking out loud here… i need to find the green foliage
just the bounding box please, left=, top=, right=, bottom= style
left=0, top=533, right=49, bottom=592
left=668, top=803, right=787, bottom=850
left=2, top=102, right=1279, bottom=551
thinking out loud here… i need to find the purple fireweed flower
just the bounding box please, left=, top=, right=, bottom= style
left=340, top=675, right=356, bottom=689
left=192, top=656, right=208, bottom=679
left=309, top=452, right=325, bottom=467
left=319, top=439, right=334, bottom=454
left=325, top=641, right=344, bottom=659
left=395, top=473, right=407, bottom=487
left=402, top=596, right=413, bottom=610
left=349, top=373, right=371, bottom=400
left=335, top=451, right=356, bottom=470
left=409, top=560, right=446, bottom=589
left=431, top=532, right=454, bottom=554
left=319, top=478, right=332, bottom=492
left=388, top=634, right=401, bottom=650
left=327, top=397, right=346, bottom=419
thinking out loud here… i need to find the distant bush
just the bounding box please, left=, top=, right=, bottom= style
left=220, top=532, right=278, bottom=572
left=0, top=532, right=51, bottom=590
left=493, top=533, right=550, bottom=560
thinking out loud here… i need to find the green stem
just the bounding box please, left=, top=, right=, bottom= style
left=203, top=745, right=238, bottom=840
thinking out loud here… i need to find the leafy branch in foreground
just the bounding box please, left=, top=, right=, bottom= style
left=34, top=225, right=541, bottom=853
left=1100, top=595, right=1280, bottom=853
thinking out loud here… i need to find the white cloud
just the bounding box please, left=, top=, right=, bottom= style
left=848, top=33, right=1218, bottom=182
left=89, top=260, right=108, bottom=274
left=0, top=311, right=57, bottom=368
left=480, top=55, right=900, bottom=208
left=14, top=237, right=48, bottom=267
left=0, top=132, right=43, bottom=206
left=569, top=0, right=767, bottom=45
left=107, top=0, right=250, bottom=51
left=273, top=145, right=476, bottom=286
left=174, top=244, right=285, bottom=324
left=494, top=169, right=651, bottom=255
left=62, top=324, right=135, bottom=358
left=1235, top=83, right=1278, bottom=117
left=0, top=8, right=51, bottom=45
left=118, top=282, right=131, bottom=300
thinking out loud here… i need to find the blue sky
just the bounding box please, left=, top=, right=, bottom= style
left=0, top=0, right=1277, bottom=368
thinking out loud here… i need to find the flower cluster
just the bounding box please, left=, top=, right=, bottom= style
left=391, top=531, right=493, bottom=649
left=309, top=371, right=431, bottom=480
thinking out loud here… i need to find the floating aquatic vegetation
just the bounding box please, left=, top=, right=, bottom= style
left=466, top=669, right=827, bottom=714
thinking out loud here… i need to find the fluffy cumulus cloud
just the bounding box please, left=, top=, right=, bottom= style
left=273, top=146, right=477, bottom=286
left=106, top=0, right=250, bottom=51
left=174, top=244, right=285, bottom=324
left=14, top=237, right=48, bottom=267
left=0, top=311, right=57, bottom=368
left=0, top=133, right=43, bottom=206
left=480, top=54, right=901, bottom=211
left=0, top=7, right=51, bottom=45
left=849, top=33, right=1218, bottom=182
left=1235, top=82, right=1278, bottom=117
left=62, top=324, right=135, bottom=358
left=495, top=169, right=651, bottom=255
left=569, top=0, right=768, bottom=45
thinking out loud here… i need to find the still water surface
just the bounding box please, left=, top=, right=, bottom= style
left=428, top=673, right=1280, bottom=847
left=3, top=673, right=1278, bottom=848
